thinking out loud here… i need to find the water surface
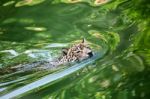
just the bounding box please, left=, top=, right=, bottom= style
left=0, top=0, right=150, bottom=99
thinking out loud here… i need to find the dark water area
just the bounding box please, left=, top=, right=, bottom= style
left=0, top=0, right=150, bottom=99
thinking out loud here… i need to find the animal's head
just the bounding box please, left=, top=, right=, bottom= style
left=62, top=39, right=93, bottom=62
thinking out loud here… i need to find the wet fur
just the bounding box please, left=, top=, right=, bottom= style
left=0, top=39, right=93, bottom=74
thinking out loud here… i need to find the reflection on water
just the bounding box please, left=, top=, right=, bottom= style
left=1, top=51, right=105, bottom=99
left=0, top=0, right=150, bottom=99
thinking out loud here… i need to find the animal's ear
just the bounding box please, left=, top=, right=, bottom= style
left=62, top=48, right=68, bottom=55
left=82, top=38, right=85, bottom=43
left=82, top=38, right=87, bottom=44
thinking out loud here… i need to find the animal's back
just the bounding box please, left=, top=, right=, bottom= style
left=0, top=39, right=93, bottom=74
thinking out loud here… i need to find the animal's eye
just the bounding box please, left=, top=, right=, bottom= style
left=86, top=47, right=90, bottom=49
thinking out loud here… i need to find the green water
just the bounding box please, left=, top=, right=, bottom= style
left=0, top=0, right=150, bottom=99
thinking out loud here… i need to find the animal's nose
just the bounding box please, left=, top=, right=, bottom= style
left=88, top=52, right=93, bottom=57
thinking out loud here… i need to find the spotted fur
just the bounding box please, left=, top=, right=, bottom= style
left=58, top=39, right=93, bottom=64
left=1, top=39, right=93, bottom=73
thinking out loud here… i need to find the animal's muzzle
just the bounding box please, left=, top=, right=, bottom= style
left=88, top=52, right=93, bottom=57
